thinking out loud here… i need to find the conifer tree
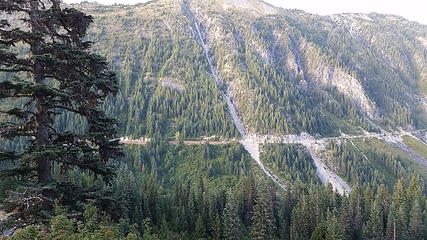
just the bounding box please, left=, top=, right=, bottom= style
left=195, top=214, right=206, bottom=239
left=377, top=184, right=389, bottom=231
left=223, top=190, right=240, bottom=240
left=212, top=212, right=221, bottom=240
left=392, top=179, right=406, bottom=208
left=326, top=213, right=343, bottom=240
left=250, top=182, right=275, bottom=240
left=407, top=174, right=422, bottom=205
left=339, top=198, right=352, bottom=240
left=396, top=199, right=409, bottom=240
left=310, top=222, right=327, bottom=240
left=363, top=186, right=374, bottom=220
left=291, top=195, right=310, bottom=239
left=363, top=198, right=384, bottom=240
left=386, top=202, right=397, bottom=240
left=353, top=195, right=363, bottom=239
left=244, top=175, right=255, bottom=225
left=0, top=0, right=121, bottom=226
left=207, top=195, right=217, bottom=236
left=409, top=199, right=423, bottom=240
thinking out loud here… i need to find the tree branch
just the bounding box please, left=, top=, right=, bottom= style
left=54, top=105, right=82, bottom=115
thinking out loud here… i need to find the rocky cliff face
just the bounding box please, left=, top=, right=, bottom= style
left=298, top=40, right=378, bottom=118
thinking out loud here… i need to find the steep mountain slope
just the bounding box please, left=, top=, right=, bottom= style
left=71, top=0, right=426, bottom=140
left=59, top=0, right=427, bottom=191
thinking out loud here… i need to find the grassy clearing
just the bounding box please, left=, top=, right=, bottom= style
left=324, top=112, right=359, bottom=136
left=402, top=135, right=427, bottom=159
left=353, top=138, right=427, bottom=180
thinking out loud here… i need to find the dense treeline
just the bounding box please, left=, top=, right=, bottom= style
left=5, top=134, right=426, bottom=239
left=260, top=144, right=320, bottom=184
left=9, top=161, right=427, bottom=240
left=233, top=44, right=338, bottom=136
left=325, top=140, right=424, bottom=191
left=118, top=35, right=238, bottom=138
left=123, top=142, right=254, bottom=188
left=51, top=6, right=239, bottom=139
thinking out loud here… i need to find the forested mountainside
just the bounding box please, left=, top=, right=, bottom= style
left=65, top=0, right=427, bottom=138
left=1, top=0, right=427, bottom=239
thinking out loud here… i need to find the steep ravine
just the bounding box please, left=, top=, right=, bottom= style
left=301, top=141, right=351, bottom=195
left=184, top=2, right=287, bottom=190
left=252, top=133, right=351, bottom=194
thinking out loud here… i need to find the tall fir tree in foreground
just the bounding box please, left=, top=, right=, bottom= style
left=0, top=0, right=121, bottom=228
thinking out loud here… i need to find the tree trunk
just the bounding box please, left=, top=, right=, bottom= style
left=30, top=0, right=52, bottom=184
